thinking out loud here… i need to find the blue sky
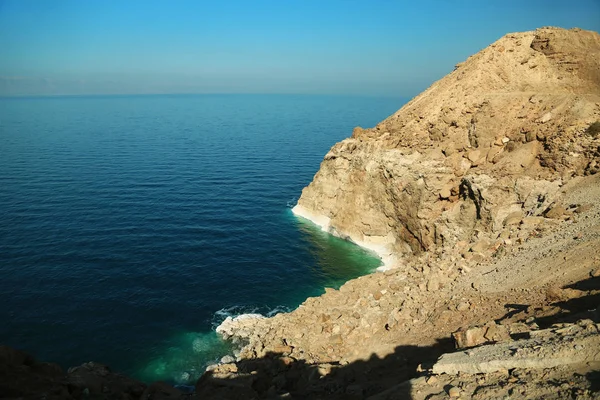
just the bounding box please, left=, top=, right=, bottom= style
left=0, top=0, right=598, bottom=96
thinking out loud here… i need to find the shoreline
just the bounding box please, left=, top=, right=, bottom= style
left=291, top=203, right=398, bottom=271
left=213, top=202, right=397, bottom=358
left=147, top=205, right=393, bottom=381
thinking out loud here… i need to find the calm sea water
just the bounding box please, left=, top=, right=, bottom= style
left=0, top=94, right=405, bottom=384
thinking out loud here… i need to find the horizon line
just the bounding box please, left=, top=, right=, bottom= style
left=0, top=92, right=411, bottom=100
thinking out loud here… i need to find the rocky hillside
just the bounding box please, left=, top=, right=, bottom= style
left=208, top=27, right=600, bottom=398
left=293, top=26, right=600, bottom=263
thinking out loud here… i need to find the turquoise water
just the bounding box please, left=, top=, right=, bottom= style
left=0, top=94, right=405, bottom=384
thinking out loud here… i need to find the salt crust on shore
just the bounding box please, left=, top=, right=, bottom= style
left=291, top=204, right=397, bottom=271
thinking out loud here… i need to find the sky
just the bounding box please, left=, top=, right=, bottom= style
left=0, top=0, right=599, bottom=97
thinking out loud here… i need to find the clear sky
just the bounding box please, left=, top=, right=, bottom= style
left=1, top=0, right=599, bottom=97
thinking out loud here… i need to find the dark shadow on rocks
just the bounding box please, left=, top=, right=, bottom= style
left=194, top=338, right=454, bottom=399
left=0, top=345, right=182, bottom=400
left=1, top=340, right=452, bottom=400
left=495, top=303, right=529, bottom=323
left=587, top=370, right=600, bottom=393
left=535, top=276, right=600, bottom=328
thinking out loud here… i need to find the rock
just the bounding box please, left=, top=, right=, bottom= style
left=470, top=239, right=491, bottom=254
left=140, top=382, right=184, bottom=400
left=453, top=321, right=510, bottom=349
left=456, top=301, right=470, bottom=312
left=272, top=345, right=293, bottom=355
left=427, top=277, right=440, bottom=292
left=467, top=149, right=482, bottom=164
left=453, top=326, right=487, bottom=349
left=0, top=346, right=72, bottom=399
left=67, top=362, right=146, bottom=398
left=545, top=205, right=567, bottom=219
left=434, top=326, right=600, bottom=375
left=483, top=322, right=510, bottom=343
left=220, top=355, right=236, bottom=364
left=538, top=112, right=552, bottom=123
left=439, top=186, right=452, bottom=199
left=352, top=126, right=364, bottom=138
left=448, top=386, right=461, bottom=397
left=454, top=158, right=472, bottom=176
left=216, top=314, right=265, bottom=340
left=503, top=211, right=522, bottom=226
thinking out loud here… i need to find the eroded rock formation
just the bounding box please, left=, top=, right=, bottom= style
left=207, top=27, right=600, bottom=398
left=294, top=27, right=600, bottom=263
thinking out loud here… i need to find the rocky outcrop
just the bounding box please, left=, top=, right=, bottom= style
left=374, top=320, right=600, bottom=400
left=0, top=345, right=186, bottom=400
left=209, top=26, right=600, bottom=398
left=293, top=27, right=600, bottom=262
left=434, top=320, right=600, bottom=375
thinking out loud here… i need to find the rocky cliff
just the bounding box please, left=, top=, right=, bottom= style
left=206, top=27, right=600, bottom=398
left=293, top=26, right=600, bottom=265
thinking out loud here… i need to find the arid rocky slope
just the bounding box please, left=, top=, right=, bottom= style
left=294, top=26, right=600, bottom=263
left=208, top=27, right=600, bottom=398
left=2, top=27, right=600, bottom=400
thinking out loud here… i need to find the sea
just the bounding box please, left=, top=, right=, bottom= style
left=0, top=94, right=405, bottom=384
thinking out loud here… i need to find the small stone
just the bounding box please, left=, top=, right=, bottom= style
left=426, top=376, right=438, bottom=385
left=220, top=355, right=235, bottom=364
left=427, top=278, right=440, bottom=292
left=453, top=326, right=487, bottom=348
left=502, top=137, right=510, bottom=143
left=484, top=321, right=510, bottom=342
left=467, top=149, right=482, bottom=163
left=272, top=345, right=293, bottom=355
left=538, top=112, right=552, bottom=123
left=205, top=364, right=218, bottom=372
left=448, top=386, right=461, bottom=397
left=487, top=146, right=503, bottom=162
left=525, top=131, right=537, bottom=142
left=503, top=211, right=523, bottom=226
left=440, top=186, right=452, bottom=200
left=545, top=205, right=567, bottom=219
left=470, top=239, right=490, bottom=253
left=591, top=269, right=600, bottom=278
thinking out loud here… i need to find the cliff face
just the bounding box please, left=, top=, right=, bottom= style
left=293, top=27, right=600, bottom=263
left=201, top=27, right=600, bottom=399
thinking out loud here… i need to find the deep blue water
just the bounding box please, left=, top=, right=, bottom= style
left=0, top=94, right=405, bottom=383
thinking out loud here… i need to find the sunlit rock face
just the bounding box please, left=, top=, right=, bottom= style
left=294, top=27, right=600, bottom=264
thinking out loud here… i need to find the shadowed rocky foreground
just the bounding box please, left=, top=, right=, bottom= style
left=3, top=27, right=600, bottom=399
left=2, top=287, right=599, bottom=399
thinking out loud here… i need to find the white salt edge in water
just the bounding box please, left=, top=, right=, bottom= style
left=291, top=204, right=397, bottom=271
